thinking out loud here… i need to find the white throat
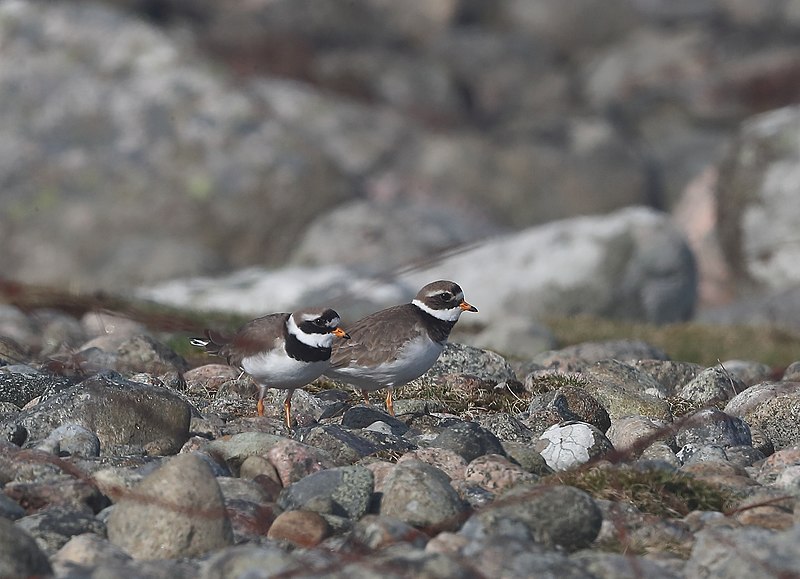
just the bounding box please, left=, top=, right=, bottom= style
left=412, top=299, right=462, bottom=322
left=287, top=315, right=335, bottom=348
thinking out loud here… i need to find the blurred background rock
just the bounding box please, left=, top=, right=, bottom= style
left=2, top=0, right=800, bottom=349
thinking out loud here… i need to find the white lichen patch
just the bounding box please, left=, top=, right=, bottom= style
left=537, top=422, right=597, bottom=471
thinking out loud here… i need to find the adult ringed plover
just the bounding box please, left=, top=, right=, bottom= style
left=324, top=280, right=477, bottom=415
left=192, top=308, right=349, bottom=428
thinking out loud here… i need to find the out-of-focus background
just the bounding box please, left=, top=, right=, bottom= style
left=2, top=0, right=800, bottom=358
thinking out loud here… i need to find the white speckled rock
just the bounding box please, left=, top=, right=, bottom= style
left=535, top=421, right=614, bottom=471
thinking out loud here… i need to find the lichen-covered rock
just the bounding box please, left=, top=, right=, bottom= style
left=277, top=465, right=373, bottom=520
left=5, top=373, right=191, bottom=454
left=462, top=485, right=603, bottom=552
left=379, top=460, right=467, bottom=532
left=725, top=381, right=800, bottom=449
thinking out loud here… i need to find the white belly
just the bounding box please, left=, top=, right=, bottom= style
left=241, top=350, right=329, bottom=390
left=330, top=336, right=443, bottom=391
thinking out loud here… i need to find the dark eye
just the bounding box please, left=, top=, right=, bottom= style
left=439, top=291, right=453, bottom=301
left=313, top=318, right=327, bottom=327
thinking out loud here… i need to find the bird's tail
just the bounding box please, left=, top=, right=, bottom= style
left=190, top=329, right=229, bottom=356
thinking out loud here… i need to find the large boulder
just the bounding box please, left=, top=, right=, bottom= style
left=0, top=1, right=354, bottom=291
left=5, top=373, right=191, bottom=454
left=716, top=106, right=800, bottom=292
left=404, top=205, right=697, bottom=326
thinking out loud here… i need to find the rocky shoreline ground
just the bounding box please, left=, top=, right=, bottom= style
left=1, top=305, right=800, bottom=578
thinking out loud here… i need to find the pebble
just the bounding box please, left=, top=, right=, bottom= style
left=675, top=408, right=752, bottom=450
left=36, top=423, right=101, bottom=457
left=350, top=514, right=429, bottom=550
left=277, top=465, right=374, bottom=519
left=379, top=459, right=468, bottom=532
left=686, top=524, right=800, bottom=577
left=578, top=360, right=673, bottom=420
left=536, top=421, right=614, bottom=471
left=199, top=544, right=302, bottom=579
left=16, top=505, right=106, bottom=555
left=396, top=447, right=467, bottom=481
left=267, top=509, right=331, bottom=547
left=461, top=484, right=603, bottom=551
left=51, top=533, right=131, bottom=568
left=429, top=420, right=506, bottom=462
left=605, top=415, right=672, bottom=456
left=725, top=381, right=800, bottom=449
left=678, top=366, right=745, bottom=406
left=464, top=453, right=537, bottom=492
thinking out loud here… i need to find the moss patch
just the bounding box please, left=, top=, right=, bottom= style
left=550, top=465, right=733, bottom=518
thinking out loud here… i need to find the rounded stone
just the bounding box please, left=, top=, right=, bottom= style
left=0, top=516, right=53, bottom=577
left=675, top=409, right=752, bottom=449
left=397, top=447, right=468, bottom=481
left=107, top=453, right=234, bottom=559
left=37, top=423, right=101, bottom=458
left=277, top=465, right=374, bottom=520
left=379, top=460, right=467, bottom=532
left=678, top=367, right=744, bottom=406
left=429, top=421, right=506, bottom=462
left=535, top=421, right=614, bottom=471
left=267, top=510, right=331, bottom=547
left=462, top=484, right=602, bottom=552
left=464, top=454, right=537, bottom=492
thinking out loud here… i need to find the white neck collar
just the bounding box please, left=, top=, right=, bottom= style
left=287, top=315, right=335, bottom=349
left=412, top=299, right=462, bottom=322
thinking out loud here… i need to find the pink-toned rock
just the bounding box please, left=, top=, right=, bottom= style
left=363, top=460, right=396, bottom=493
left=51, top=534, right=130, bottom=567
left=464, top=454, right=536, bottom=492
left=398, top=448, right=468, bottom=482
left=267, top=510, right=330, bottom=547
left=267, top=439, right=338, bottom=486
left=226, top=501, right=277, bottom=539
left=755, top=447, right=800, bottom=485
left=424, top=531, right=469, bottom=555
left=734, top=507, right=794, bottom=531
left=239, top=455, right=281, bottom=485
left=352, top=514, right=429, bottom=550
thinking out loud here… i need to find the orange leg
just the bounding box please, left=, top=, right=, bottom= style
left=256, top=385, right=266, bottom=417
left=385, top=389, right=394, bottom=416
left=361, top=390, right=371, bottom=406
left=283, top=390, right=294, bottom=430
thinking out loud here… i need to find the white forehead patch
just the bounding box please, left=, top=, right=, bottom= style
left=425, top=289, right=464, bottom=301
left=287, top=315, right=336, bottom=348
left=412, top=299, right=462, bottom=322
left=298, top=312, right=340, bottom=328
